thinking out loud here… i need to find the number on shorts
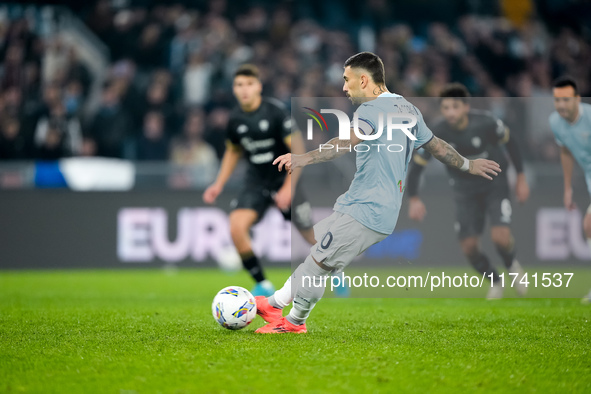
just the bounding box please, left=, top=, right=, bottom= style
left=320, top=232, right=333, bottom=249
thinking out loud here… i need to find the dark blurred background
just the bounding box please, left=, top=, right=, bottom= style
left=1, top=0, right=590, bottom=171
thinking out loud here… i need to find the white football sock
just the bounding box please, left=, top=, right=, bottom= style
left=287, top=255, right=331, bottom=325
left=268, top=275, right=293, bottom=309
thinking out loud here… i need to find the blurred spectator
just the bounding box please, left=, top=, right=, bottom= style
left=34, top=102, right=82, bottom=156
left=84, top=0, right=114, bottom=45
left=63, top=80, right=84, bottom=117
left=1, top=44, right=25, bottom=90
left=0, top=118, right=27, bottom=159
left=205, top=107, right=229, bottom=160
left=142, top=80, right=176, bottom=131
left=22, top=62, right=42, bottom=104
left=134, top=111, right=169, bottom=161
left=65, top=48, right=92, bottom=97
left=40, top=84, right=63, bottom=115
left=23, top=83, right=64, bottom=142
left=3, top=86, right=24, bottom=120
left=109, top=60, right=142, bottom=127
left=169, top=109, right=218, bottom=187
left=109, top=9, right=137, bottom=62
left=170, top=110, right=218, bottom=166
left=34, top=119, right=69, bottom=160
left=169, top=12, right=202, bottom=74
left=134, top=23, right=167, bottom=71
left=3, top=18, right=37, bottom=59
left=42, top=39, right=69, bottom=85
left=183, top=52, right=213, bottom=107
left=80, top=136, right=97, bottom=157
left=89, top=83, right=132, bottom=158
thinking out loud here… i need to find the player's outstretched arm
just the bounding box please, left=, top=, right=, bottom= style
left=423, top=136, right=501, bottom=180
left=274, top=132, right=361, bottom=173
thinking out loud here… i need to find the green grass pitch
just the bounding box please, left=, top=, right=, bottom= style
left=1, top=268, right=590, bottom=393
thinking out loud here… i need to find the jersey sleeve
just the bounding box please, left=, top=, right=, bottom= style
left=281, top=117, right=293, bottom=139
left=351, top=103, right=377, bottom=135
left=268, top=99, right=293, bottom=140
left=279, top=108, right=292, bottom=140
left=225, top=118, right=240, bottom=146
left=414, top=110, right=435, bottom=150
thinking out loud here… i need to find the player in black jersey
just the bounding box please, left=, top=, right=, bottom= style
left=203, top=64, right=315, bottom=296
left=406, top=83, right=530, bottom=299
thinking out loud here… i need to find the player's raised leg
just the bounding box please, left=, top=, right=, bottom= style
left=256, top=254, right=330, bottom=333
left=292, top=204, right=350, bottom=298
left=255, top=201, right=318, bottom=317
left=256, top=212, right=387, bottom=334
left=255, top=213, right=336, bottom=329
left=297, top=226, right=350, bottom=297
left=229, top=209, right=274, bottom=296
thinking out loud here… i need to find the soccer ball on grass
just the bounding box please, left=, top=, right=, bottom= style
left=211, top=286, right=257, bottom=330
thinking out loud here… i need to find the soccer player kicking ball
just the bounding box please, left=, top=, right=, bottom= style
left=550, top=77, right=591, bottom=304
left=254, top=52, right=501, bottom=334
left=203, top=64, right=315, bottom=297
left=406, top=83, right=530, bottom=299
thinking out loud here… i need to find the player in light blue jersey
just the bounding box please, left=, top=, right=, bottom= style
left=550, top=77, right=591, bottom=304
left=331, top=92, right=434, bottom=234
left=253, top=52, right=502, bottom=333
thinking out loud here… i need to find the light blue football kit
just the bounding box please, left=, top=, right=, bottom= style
left=312, top=93, right=434, bottom=268
left=333, top=93, right=434, bottom=234
left=550, top=103, right=591, bottom=195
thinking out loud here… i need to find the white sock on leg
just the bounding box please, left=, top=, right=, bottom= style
left=268, top=275, right=293, bottom=309
left=287, top=255, right=331, bottom=325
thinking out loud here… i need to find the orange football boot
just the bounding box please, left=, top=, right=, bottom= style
left=255, top=296, right=283, bottom=323
left=255, top=317, right=307, bottom=334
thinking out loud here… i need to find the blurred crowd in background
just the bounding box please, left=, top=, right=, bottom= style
left=0, top=0, right=590, bottom=165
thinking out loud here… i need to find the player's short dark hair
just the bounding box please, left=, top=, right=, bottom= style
left=234, top=64, right=260, bottom=80
left=343, top=52, right=385, bottom=86
left=439, top=83, right=471, bottom=104
left=553, top=76, right=578, bottom=95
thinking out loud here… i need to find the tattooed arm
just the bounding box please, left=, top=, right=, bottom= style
left=422, top=136, right=464, bottom=169
left=423, top=136, right=502, bottom=180
left=273, top=130, right=362, bottom=173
